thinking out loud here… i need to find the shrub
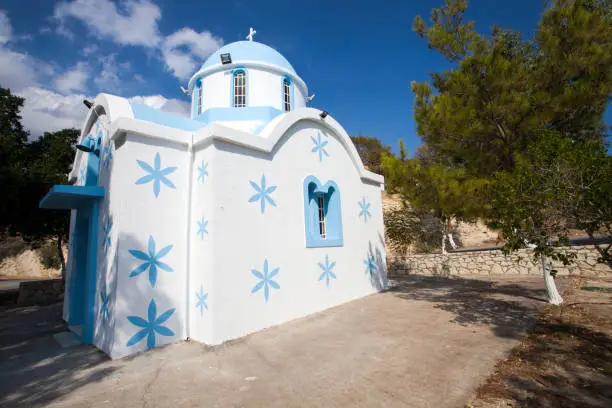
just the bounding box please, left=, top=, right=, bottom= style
left=39, top=241, right=61, bottom=269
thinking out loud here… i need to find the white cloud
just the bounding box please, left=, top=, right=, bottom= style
left=53, top=62, right=89, bottom=93
left=0, top=10, right=12, bottom=45
left=129, top=94, right=190, bottom=117
left=53, top=0, right=162, bottom=47
left=94, top=54, right=131, bottom=92
left=17, top=86, right=88, bottom=138
left=161, top=28, right=223, bottom=80
left=81, top=44, right=99, bottom=56
left=18, top=87, right=191, bottom=138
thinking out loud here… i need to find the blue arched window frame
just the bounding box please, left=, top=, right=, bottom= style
left=281, top=76, right=293, bottom=112
left=303, top=176, right=343, bottom=247
left=231, top=68, right=248, bottom=108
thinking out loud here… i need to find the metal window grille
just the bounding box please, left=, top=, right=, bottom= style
left=283, top=79, right=291, bottom=112
left=317, top=195, right=326, bottom=238
left=234, top=72, right=246, bottom=107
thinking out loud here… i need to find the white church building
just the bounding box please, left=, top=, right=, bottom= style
left=40, top=31, right=387, bottom=359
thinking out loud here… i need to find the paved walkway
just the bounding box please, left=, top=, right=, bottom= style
left=0, top=276, right=560, bottom=408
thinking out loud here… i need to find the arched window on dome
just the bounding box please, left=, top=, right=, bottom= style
left=197, top=79, right=203, bottom=115
left=232, top=70, right=246, bottom=108
left=282, top=77, right=292, bottom=112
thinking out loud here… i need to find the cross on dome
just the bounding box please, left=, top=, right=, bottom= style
left=246, top=27, right=256, bottom=41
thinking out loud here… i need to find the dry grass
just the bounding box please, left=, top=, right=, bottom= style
left=467, top=277, right=612, bottom=408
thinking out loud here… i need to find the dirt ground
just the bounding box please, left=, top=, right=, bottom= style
left=469, top=277, right=612, bottom=408
left=0, top=275, right=572, bottom=408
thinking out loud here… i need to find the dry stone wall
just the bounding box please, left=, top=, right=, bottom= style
left=388, top=245, right=610, bottom=277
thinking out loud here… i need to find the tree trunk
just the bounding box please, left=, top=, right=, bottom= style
left=56, top=235, right=66, bottom=285
left=447, top=233, right=457, bottom=250
left=541, top=254, right=563, bottom=305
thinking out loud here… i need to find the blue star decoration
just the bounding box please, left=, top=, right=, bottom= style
left=195, top=286, right=208, bottom=316
left=103, top=215, right=112, bottom=254
left=358, top=197, right=371, bottom=223
left=311, top=132, right=329, bottom=162
left=135, top=152, right=177, bottom=198
left=197, top=161, right=209, bottom=184
left=251, top=259, right=280, bottom=303
left=196, top=217, right=209, bottom=240
left=102, top=141, right=113, bottom=169
left=128, top=236, right=174, bottom=287
left=248, top=174, right=277, bottom=214
left=78, top=167, right=86, bottom=185
left=99, top=286, right=111, bottom=322
left=318, top=255, right=337, bottom=288
left=126, top=298, right=175, bottom=349
left=364, top=255, right=377, bottom=278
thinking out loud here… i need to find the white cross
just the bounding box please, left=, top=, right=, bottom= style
left=246, top=27, right=256, bottom=41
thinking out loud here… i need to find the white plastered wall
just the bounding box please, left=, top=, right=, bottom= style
left=199, top=67, right=306, bottom=112
left=105, top=133, right=189, bottom=358
left=208, top=120, right=387, bottom=344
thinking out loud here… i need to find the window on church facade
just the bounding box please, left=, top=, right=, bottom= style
left=233, top=71, right=246, bottom=108
left=303, top=176, right=343, bottom=247
left=283, top=78, right=291, bottom=112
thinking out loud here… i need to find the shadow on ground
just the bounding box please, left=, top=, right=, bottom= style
left=0, top=302, right=115, bottom=408
left=388, top=275, right=560, bottom=339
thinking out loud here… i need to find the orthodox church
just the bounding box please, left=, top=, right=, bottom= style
left=40, top=30, right=387, bottom=359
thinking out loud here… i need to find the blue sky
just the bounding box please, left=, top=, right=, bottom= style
left=0, top=0, right=609, bottom=152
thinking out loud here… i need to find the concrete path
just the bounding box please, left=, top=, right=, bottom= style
left=0, top=275, right=559, bottom=408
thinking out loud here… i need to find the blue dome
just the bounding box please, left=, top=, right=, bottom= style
left=201, top=41, right=296, bottom=74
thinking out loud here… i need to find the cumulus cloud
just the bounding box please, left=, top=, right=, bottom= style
left=53, top=62, right=89, bottom=93
left=94, top=54, right=131, bottom=92
left=17, top=87, right=88, bottom=138
left=53, top=0, right=162, bottom=47
left=0, top=10, right=12, bottom=45
left=161, top=28, right=223, bottom=80
left=129, top=94, right=190, bottom=117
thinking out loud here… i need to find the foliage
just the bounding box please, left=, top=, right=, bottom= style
left=398, top=0, right=612, bottom=265
left=411, top=0, right=611, bottom=177
left=384, top=204, right=461, bottom=255
left=39, top=241, right=62, bottom=269
left=382, top=140, right=486, bottom=253
left=0, top=86, right=79, bottom=274
left=0, top=88, right=29, bottom=235
left=490, top=132, right=612, bottom=266
left=350, top=135, right=392, bottom=174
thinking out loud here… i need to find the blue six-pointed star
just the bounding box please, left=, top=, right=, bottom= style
left=103, top=215, right=112, bottom=254
left=197, top=161, right=209, bottom=184
left=135, top=152, right=177, bottom=198
left=99, top=286, right=110, bottom=322
left=311, top=132, right=329, bottom=162
left=364, top=255, right=377, bottom=278
left=251, top=259, right=280, bottom=302
left=248, top=174, right=277, bottom=214
left=78, top=167, right=86, bottom=185
left=128, top=236, right=174, bottom=287
left=102, top=141, right=113, bottom=169
left=358, top=197, right=371, bottom=223
left=196, top=217, right=209, bottom=240
left=318, top=255, right=337, bottom=288
left=195, top=286, right=208, bottom=316
left=126, top=299, right=175, bottom=349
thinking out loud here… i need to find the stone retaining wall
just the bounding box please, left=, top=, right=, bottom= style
left=388, top=245, right=611, bottom=277
left=17, top=279, right=64, bottom=306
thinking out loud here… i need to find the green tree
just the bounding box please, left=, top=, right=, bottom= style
left=382, top=140, right=487, bottom=254
left=16, top=128, right=80, bottom=275
left=0, top=86, right=78, bottom=278
left=350, top=135, right=392, bottom=174
left=412, top=0, right=611, bottom=176
left=0, top=87, right=29, bottom=234
left=401, top=0, right=612, bottom=303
